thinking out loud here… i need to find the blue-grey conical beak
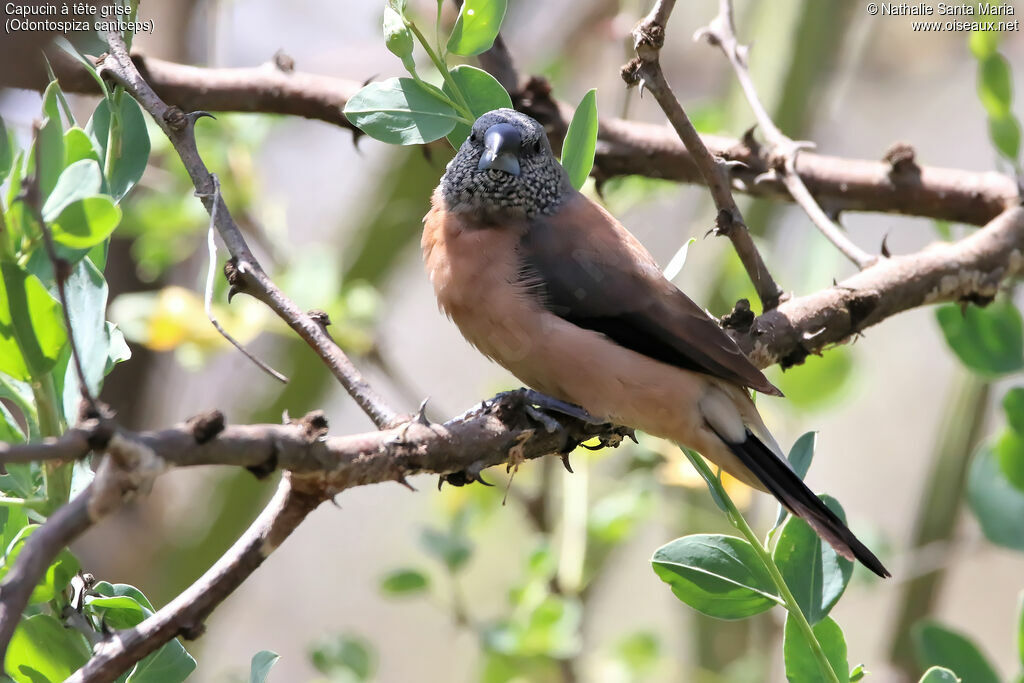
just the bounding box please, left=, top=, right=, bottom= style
left=477, top=123, right=521, bottom=176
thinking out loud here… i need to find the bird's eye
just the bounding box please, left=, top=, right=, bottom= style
left=532, top=139, right=542, bottom=153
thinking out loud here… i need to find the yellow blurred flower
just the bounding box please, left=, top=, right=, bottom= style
left=650, top=437, right=753, bottom=509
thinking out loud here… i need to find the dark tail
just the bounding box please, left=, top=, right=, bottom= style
left=722, top=428, right=891, bottom=578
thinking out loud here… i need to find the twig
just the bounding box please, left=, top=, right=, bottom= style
left=67, top=476, right=321, bottom=683
left=24, top=124, right=100, bottom=419
left=696, top=0, right=877, bottom=269
left=201, top=175, right=288, bottom=384
left=97, top=31, right=399, bottom=429
left=622, top=0, right=787, bottom=310
left=734, top=206, right=1024, bottom=368
left=0, top=486, right=96, bottom=661
left=14, top=51, right=1018, bottom=226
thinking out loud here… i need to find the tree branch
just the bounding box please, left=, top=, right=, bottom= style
left=733, top=205, right=1024, bottom=368
left=696, top=0, right=876, bottom=269
left=66, top=476, right=321, bottom=683
left=9, top=52, right=1015, bottom=227
left=96, top=34, right=399, bottom=430
left=622, top=0, right=786, bottom=310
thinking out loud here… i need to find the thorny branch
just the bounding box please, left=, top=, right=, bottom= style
left=97, top=33, right=399, bottom=431
left=696, top=0, right=877, bottom=269
left=9, top=52, right=1017, bottom=227
left=621, top=0, right=787, bottom=310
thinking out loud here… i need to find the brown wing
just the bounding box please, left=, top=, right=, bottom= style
left=519, top=193, right=781, bottom=396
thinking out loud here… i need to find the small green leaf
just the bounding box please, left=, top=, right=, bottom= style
left=379, top=568, right=430, bottom=596
left=126, top=638, right=196, bottom=683
left=6, top=614, right=90, bottom=683
left=920, top=666, right=961, bottom=683
left=0, top=116, right=11, bottom=186
left=483, top=595, right=581, bottom=658
left=936, top=300, right=1024, bottom=376
left=309, top=634, right=374, bottom=681
left=421, top=526, right=473, bottom=573
left=55, top=37, right=110, bottom=97
left=978, top=53, right=1014, bottom=118
left=772, top=347, right=855, bottom=412
left=42, top=158, right=104, bottom=221
left=249, top=650, right=280, bottom=683
left=50, top=195, right=122, bottom=250
left=443, top=65, right=513, bottom=147
left=914, top=621, right=999, bottom=683
left=849, top=663, right=867, bottom=682
left=773, top=495, right=853, bottom=625
left=560, top=89, right=598, bottom=191
left=383, top=5, right=416, bottom=73
left=447, top=0, right=507, bottom=56
left=85, top=95, right=151, bottom=201
left=969, top=25, right=1000, bottom=59
left=774, top=431, right=818, bottom=528
left=587, top=484, right=653, bottom=545
left=1005, top=388, right=1024, bottom=434
left=344, top=78, right=461, bottom=145
left=36, top=81, right=66, bottom=201
left=0, top=262, right=67, bottom=380
left=996, top=429, right=1024, bottom=491
left=784, top=614, right=849, bottom=683
left=651, top=534, right=782, bottom=620
left=64, top=127, right=102, bottom=167
left=989, top=113, right=1021, bottom=162
left=85, top=593, right=149, bottom=628
left=969, top=445, right=1024, bottom=550
left=613, top=631, right=660, bottom=677
left=933, top=220, right=953, bottom=240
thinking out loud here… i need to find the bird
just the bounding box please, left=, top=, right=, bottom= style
left=421, top=108, right=889, bottom=578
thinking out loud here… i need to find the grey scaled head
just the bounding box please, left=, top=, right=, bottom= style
left=440, top=108, right=571, bottom=220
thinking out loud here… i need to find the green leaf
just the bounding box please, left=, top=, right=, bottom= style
left=64, top=127, right=102, bottom=167
left=443, top=65, right=513, bottom=147
left=989, top=113, right=1021, bottom=162
left=613, top=631, right=660, bottom=677
left=55, top=258, right=117, bottom=422
left=588, top=484, right=653, bottom=545
left=447, top=0, right=507, bottom=56
left=969, top=25, right=1000, bottom=59
left=309, top=634, right=374, bottom=681
left=849, top=663, right=866, bottom=682
left=650, top=534, right=782, bottom=620
left=484, top=594, right=582, bottom=658
left=420, top=526, right=473, bottom=573
left=0, top=262, right=67, bottom=380
left=560, top=89, right=598, bottom=191
left=968, top=445, right=1024, bottom=550
left=85, top=95, right=151, bottom=201
left=773, top=495, right=853, bottom=625
left=42, top=158, right=103, bottom=221
left=86, top=593, right=149, bottom=628
left=0, top=525, right=80, bottom=604
left=379, top=568, right=430, bottom=596
left=383, top=5, right=416, bottom=73
left=774, top=431, right=817, bottom=528
left=914, top=621, right=999, bottom=683
left=344, top=78, right=461, bottom=145
left=55, top=37, right=110, bottom=97
left=49, top=195, right=122, bottom=250
left=91, top=580, right=156, bottom=610
left=250, top=650, right=280, bottom=683
left=1006, top=388, right=1024, bottom=434
left=783, top=614, right=849, bottom=683
left=6, top=614, right=90, bottom=683
left=936, top=300, right=1024, bottom=376
left=126, top=638, right=196, bottom=683
left=919, top=666, right=962, bottom=683
left=0, top=116, right=11, bottom=186
left=36, top=81, right=66, bottom=201
left=978, top=53, right=1014, bottom=118
left=996, top=429, right=1024, bottom=491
